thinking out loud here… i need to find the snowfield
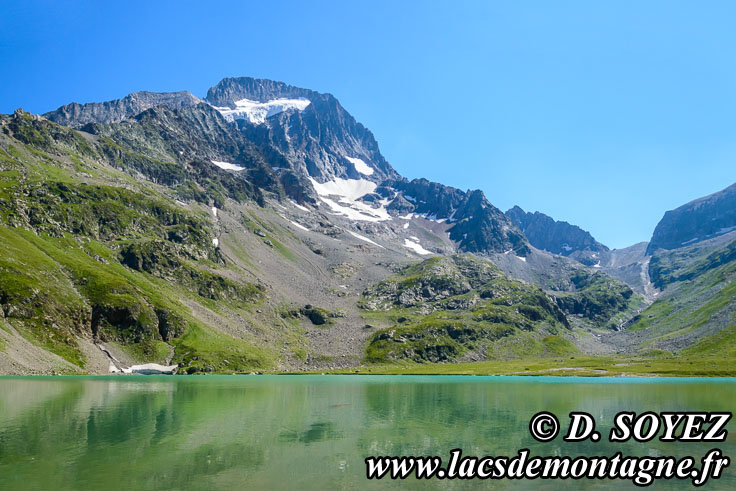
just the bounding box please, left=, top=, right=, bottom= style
left=290, top=220, right=309, bottom=231
left=211, top=160, right=245, bottom=171
left=348, top=230, right=384, bottom=248
left=345, top=156, right=374, bottom=176
left=309, top=177, right=391, bottom=222
left=404, top=238, right=432, bottom=255
left=309, top=177, right=376, bottom=201
left=211, top=98, right=311, bottom=124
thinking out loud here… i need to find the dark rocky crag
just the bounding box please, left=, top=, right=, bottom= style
left=506, top=205, right=608, bottom=265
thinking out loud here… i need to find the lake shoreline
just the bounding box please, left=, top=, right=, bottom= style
left=2, top=353, right=734, bottom=378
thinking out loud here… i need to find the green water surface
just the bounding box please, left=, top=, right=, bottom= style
left=0, top=375, right=734, bottom=490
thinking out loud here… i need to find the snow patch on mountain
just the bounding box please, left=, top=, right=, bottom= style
left=211, top=160, right=245, bottom=171
left=290, top=220, right=309, bottom=231
left=348, top=230, right=383, bottom=248
left=404, top=238, right=432, bottom=255
left=211, top=98, right=311, bottom=124
left=290, top=200, right=310, bottom=212
left=413, top=212, right=447, bottom=223
left=310, top=177, right=376, bottom=201
left=345, top=156, right=374, bottom=176
left=318, top=197, right=392, bottom=222
left=309, top=177, right=391, bottom=222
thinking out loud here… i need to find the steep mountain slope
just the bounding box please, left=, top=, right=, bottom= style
left=82, top=103, right=315, bottom=205
left=0, top=110, right=271, bottom=373
left=504, top=206, right=655, bottom=298
left=597, top=242, right=656, bottom=298
left=646, top=182, right=736, bottom=254
left=205, top=77, right=398, bottom=182
left=506, top=205, right=608, bottom=265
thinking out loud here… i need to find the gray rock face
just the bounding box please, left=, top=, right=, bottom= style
left=205, top=77, right=315, bottom=105
left=391, top=178, right=465, bottom=217
left=44, top=91, right=202, bottom=127
left=206, top=77, right=399, bottom=182
left=448, top=190, right=530, bottom=256
left=647, top=182, right=736, bottom=254
left=385, top=178, right=530, bottom=255
left=506, top=206, right=608, bottom=264
left=83, top=103, right=314, bottom=205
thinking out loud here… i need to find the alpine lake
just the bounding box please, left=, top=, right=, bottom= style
left=0, top=375, right=734, bottom=489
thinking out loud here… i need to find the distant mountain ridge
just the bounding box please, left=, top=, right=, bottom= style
left=506, top=205, right=608, bottom=265
left=44, top=91, right=202, bottom=128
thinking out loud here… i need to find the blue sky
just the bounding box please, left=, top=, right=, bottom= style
left=2, top=1, right=735, bottom=248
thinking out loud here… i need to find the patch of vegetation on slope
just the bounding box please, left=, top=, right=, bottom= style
left=359, top=255, right=571, bottom=363
left=551, top=269, right=642, bottom=330
left=0, top=110, right=275, bottom=373
left=649, top=238, right=736, bottom=289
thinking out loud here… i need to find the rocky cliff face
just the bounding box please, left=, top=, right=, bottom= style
left=449, top=190, right=530, bottom=256
left=205, top=77, right=316, bottom=105
left=207, top=77, right=399, bottom=182
left=44, top=91, right=202, bottom=128
left=506, top=206, right=607, bottom=265
left=380, top=179, right=529, bottom=256
left=82, top=103, right=314, bottom=205
left=647, top=182, right=736, bottom=254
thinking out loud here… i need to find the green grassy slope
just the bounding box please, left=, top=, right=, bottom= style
left=628, top=238, right=736, bottom=356
left=359, top=255, right=574, bottom=363
left=0, top=111, right=277, bottom=373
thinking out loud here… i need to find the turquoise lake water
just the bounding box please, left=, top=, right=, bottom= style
left=0, top=375, right=734, bottom=489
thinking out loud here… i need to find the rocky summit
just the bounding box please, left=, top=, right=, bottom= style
left=506, top=205, right=608, bottom=265
left=646, top=182, right=736, bottom=254
left=0, top=76, right=734, bottom=375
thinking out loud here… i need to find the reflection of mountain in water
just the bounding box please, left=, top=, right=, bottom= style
left=0, top=377, right=734, bottom=490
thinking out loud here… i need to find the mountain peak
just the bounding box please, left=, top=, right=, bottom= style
left=205, top=77, right=318, bottom=106
left=506, top=206, right=608, bottom=262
